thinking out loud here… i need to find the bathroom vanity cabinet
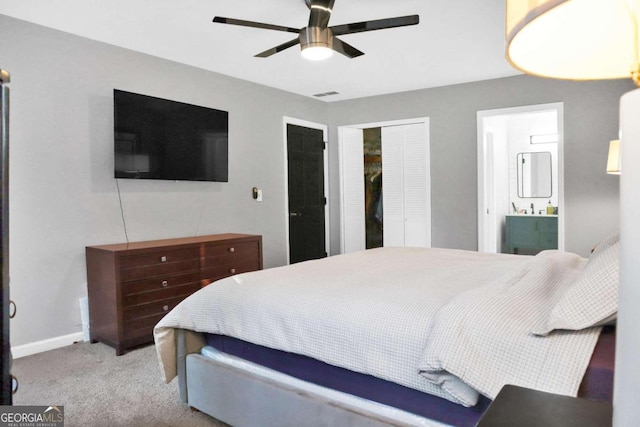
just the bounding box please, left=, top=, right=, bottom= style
left=505, top=215, right=558, bottom=255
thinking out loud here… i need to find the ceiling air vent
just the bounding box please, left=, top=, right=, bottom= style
left=313, top=91, right=340, bottom=98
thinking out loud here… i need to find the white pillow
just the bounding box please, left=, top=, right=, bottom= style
left=532, top=240, right=619, bottom=336
left=590, top=233, right=619, bottom=257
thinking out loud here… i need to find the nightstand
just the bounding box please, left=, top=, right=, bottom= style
left=477, top=385, right=612, bottom=427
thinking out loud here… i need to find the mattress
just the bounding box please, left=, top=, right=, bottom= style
left=204, top=326, right=615, bottom=427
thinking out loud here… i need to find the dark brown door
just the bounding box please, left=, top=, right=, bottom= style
left=287, top=124, right=327, bottom=264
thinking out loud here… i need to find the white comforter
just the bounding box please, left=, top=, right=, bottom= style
left=154, top=247, right=601, bottom=407
left=418, top=250, right=601, bottom=401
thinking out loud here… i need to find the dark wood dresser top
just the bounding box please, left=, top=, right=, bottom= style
left=87, top=233, right=258, bottom=252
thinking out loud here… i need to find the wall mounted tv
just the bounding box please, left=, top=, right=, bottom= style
left=114, top=89, right=229, bottom=182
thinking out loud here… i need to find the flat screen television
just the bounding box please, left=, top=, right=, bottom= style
left=114, top=89, right=229, bottom=182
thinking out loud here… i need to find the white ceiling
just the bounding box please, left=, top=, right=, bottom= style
left=0, top=0, right=521, bottom=102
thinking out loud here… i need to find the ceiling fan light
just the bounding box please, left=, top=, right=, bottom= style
left=301, top=45, right=334, bottom=61
left=300, top=26, right=334, bottom=61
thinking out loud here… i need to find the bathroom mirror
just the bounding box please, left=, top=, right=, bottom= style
left=517, top=152, right=552, bottom=198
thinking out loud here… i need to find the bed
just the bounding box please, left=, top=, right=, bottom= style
left=154, top=237, right=619, bottom=426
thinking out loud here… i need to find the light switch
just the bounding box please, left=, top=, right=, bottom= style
left=256, top=189, right=263, bottom=202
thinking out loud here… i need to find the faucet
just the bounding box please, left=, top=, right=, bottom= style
left=530, top=203, right=534, bottom=214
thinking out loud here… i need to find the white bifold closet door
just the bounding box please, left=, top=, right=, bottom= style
left=382, top=123, right=431, bottom=247
left=340, top=127, right=366, bottom=253
left=340, top=121, right=430, bottom=253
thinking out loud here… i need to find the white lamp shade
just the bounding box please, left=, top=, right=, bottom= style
left=506, top=0, right=640, bottom=81
left=607, top=139, right=622, bottom=175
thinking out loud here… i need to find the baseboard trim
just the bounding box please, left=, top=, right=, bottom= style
left=12, top=332, right=85, bottom=359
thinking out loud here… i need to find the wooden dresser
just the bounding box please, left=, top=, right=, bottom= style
left=86, top=233, right=262, bottom=355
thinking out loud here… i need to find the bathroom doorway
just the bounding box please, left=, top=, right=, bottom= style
left=477, top=103, right=564, bottom=254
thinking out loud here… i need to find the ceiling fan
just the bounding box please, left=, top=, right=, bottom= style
left=213, top=0, right=419, bottom=61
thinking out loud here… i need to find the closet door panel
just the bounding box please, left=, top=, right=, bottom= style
left=402, top=122, right=430, bottom=247
left=340, top=128, right=366, bottom=253
left=381, top=126, right=405, bottom=247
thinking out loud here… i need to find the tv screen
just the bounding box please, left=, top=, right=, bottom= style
left=114, top=89, right=229, bottom=182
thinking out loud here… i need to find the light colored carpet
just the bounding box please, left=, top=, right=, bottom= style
left=12, top=342, right=228, bottom=427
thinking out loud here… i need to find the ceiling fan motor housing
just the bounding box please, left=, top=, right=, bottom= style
left=300, top=26, right=334, bottom=50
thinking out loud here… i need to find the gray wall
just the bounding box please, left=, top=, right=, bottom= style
left=327, top=76, right=633, bottom=256
left=0, top=16, right=327, bottom=347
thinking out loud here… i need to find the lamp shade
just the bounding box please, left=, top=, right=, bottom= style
left=607, top=139, right=622, bottom=175
left=506, top=0, right=640, bottom=83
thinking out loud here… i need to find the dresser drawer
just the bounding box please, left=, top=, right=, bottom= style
left=123, top=314, right=166, bottom=339
left=121, top=259, right=200, bottom=282
left=123, top=299, right=189, bottom=340
left=123, top=295, right=187, bottom=323
left=123, top=282, right=201, bottom=307
left=120, top=247, right=199, bottom=269
left=203, top=240, right=260, bottom=258
left=201, top=258, right=261, bottom=285
left=202, top=241, right=260, bottom=268
left=122, top=271, right=201, bottom=296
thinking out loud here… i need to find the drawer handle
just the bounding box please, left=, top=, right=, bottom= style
left=160, top=256, right=167, bottom=263
left=161, top=280, right=168, bottom=288
left=230, top=268, right=236, bottom=274
left=228, top=247, right=235, bottom=253
left=163, top=305, right=169, bottom=311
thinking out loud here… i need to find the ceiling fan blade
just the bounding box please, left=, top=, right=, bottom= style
left=255, top=38, right=301, bottom=58
left=331, top=37, right=364, bottom=59
left=330, top=15, right=419, bottom=36
left=213, top=16, right=300, bottom=34
left=308, top=0, right=336, bottom=28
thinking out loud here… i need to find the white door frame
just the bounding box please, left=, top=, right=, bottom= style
left=476, top=102, right=565, bottom=253
left=283, top=117, right=331, bottom=264
left=338, top=117, right=431, bottom=253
